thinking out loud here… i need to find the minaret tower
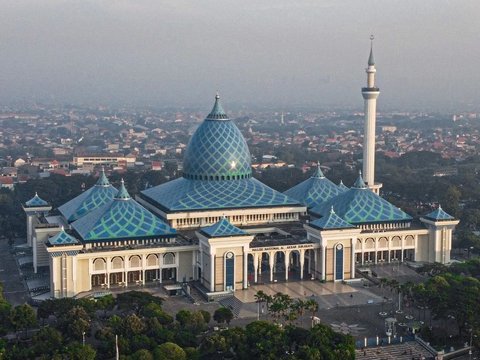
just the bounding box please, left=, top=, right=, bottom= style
left=362, top=35, right=382, bottom=195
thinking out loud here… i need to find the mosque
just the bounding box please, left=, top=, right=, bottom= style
left=23, top=43, right=459, bottom=299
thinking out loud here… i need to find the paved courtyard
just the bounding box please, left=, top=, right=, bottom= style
left=235, top=279, right=382, bottom=310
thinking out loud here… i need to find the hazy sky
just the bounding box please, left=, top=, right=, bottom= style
left=0, top=0, right=479, bottom=110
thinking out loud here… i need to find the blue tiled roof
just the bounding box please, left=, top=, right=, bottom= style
left=48, top=229, right=79, bottom=246
left=58, top=178, right=117, bottom=223
left=25, top=192, right=49, bottom=207
left=141, top=177, right=301, bottom=213
left=182, top=95, right=252, bottom=180
left=284, top=166, right=343, bottom=208
left=71, top=186, right=176, bottom=241
left=424, top=206, right=455, bottom=221
left=338, top=180, right=349, bottom=192
left=310, top=175, right=412, bottom=224
left=310, top=208, right=356, bottom=230
left=201, top=218, right=247, bottom=238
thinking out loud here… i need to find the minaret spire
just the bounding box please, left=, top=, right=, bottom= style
left=361, top=35, right=382, bottom=195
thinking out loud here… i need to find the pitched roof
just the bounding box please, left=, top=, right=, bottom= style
left=284, top=165, right=343, bottom=208
left=424, top=205, right=455, bottom=221
left=58, top=172, right=117, bottom=222
left=25, top=192, right=49, bottom=207
left=200, top=217, right=247, bottom=238
left=338, top=180, right=349, bottom=192
left=48, top=229, right=79, bottom=246
left=310, top=207, right=356, bottom=230
left=140, top=177, right=301, bottom=213
left=310, top=174, right=412, bottom=225
left=71, top=186, right=176, bottom=241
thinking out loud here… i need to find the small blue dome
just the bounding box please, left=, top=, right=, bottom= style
left=183, top=94, right=252, bottom=180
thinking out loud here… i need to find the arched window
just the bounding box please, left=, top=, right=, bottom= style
left=146, top=254, right=158, bottom=266
left=129, top=255, right=141, bottom=268
left=111, top=256, right=124, bottom=269
left=392, top=236, right=401, bottom=247
left=335, top=244, right=344, bottom=281
left=225, top=252, right=234, bottom=290
left=163, top=253, right=175, bottom=265
left=93, top=258, right=106, bottom=271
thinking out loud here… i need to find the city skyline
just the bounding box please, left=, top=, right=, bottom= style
left=0, top=0, right=479, bottom=111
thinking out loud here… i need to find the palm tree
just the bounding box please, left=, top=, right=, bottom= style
left=305, top=298, right=319, bottom=328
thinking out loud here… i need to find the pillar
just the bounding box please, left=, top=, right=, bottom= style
left=300, top=250, right=305, bottom=280
left=269, top=252, right=275, bottom=282
left=321, top=246, right=326, bottom=281
left=284, top=251, right=290, bottom=281
left=351, top=240, right=356, bottom=279
left=243, top=250, right=248, bottom=289
left=209, top=254, right=215, bottom=292
left=313, top=249, right=318, bottom=279
left=253, top=253, right=258, bottom=283
left=401, top=236, right=404, bottom=262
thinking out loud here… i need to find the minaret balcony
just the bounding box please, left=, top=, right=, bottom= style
left=362, top=87, right=380, bottom=92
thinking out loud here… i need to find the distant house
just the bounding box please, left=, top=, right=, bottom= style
left=14, top=158, right=26, bottom=167
left=0, top=177, right=14, bottom=190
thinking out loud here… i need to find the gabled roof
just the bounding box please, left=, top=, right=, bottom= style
left=310, top=173, right=412, bottom=225
left=310, top=207, right=356, bottom=230
left=58, top=170, right=117, bottom=222
left=284, top=164, right=343, bottom=208
left=424, top=205, right=455, bottom=221
left=25, top=192, right=49, bottom=207
left=48, top=229, right=79, bottom=246
left=71, top=184, right=176, bottom=241
left=200, top=218, right=247, bottom=238
left=140, top=177, right=301, bottom=213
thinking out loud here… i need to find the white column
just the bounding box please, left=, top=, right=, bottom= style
left=321, top=246, right=326, bottom=281
left=243, top=249, right=248, bottom=289
left=401, top=236, right=405, bottom=262
left=269, top=252, right=275, bottom=282
left=284, top=251, right=290, bottom=281
left=142, top=254, right=146, bottom=285
left=300, top=250, right=305, bottom=280
left=388, top=237, right=391, bottom=263
left=374, top=239, right=378, bottom=264
left=313, top=249, right=318, bottom=279
left=253, top=253, right=258, bottom=283
left=72, top=256, right=77, bottom=295
left=351, top=239, right=356, bottom=279
left=209, top=254, right=215, bottom=292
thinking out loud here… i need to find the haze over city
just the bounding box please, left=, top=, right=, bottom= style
left=1, top=0, right=479, bottom=110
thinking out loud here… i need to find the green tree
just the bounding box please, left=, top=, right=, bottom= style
left=131, top=349, right=154, bottom=360
left=213, top=307, right=234, bottom=326
left=62, top=342, right=96, bottom=360
left=10, top=303, right=36, bottom=338
left=32, top=326, right=63, bottom=357
left=153, top=342, right=186, bottom=360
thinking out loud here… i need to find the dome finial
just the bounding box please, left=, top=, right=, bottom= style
left=368, top=35, right=375, bottom=66
left=313, top=162, right=325, bottom=178
left=207, top=91, right=228, bottom=120
left=115, top=178, right=131, bottom=200
left=330, top=206, right=335, bottom=215
left=353, top=170, right=367, bottom=189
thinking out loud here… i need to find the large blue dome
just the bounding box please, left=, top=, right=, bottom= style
left=183, top=95, right=252, bottom=181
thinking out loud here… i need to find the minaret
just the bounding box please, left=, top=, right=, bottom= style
left=362, top=35, right=382, bottom=195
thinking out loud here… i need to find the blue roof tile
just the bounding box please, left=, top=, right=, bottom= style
left=141, top=177, right=300, bottom=212
left=424, top=205, right=455, bottom=221
left=48, top=229, right=79, bottom=246
left=284, top=165, right=343, bottom=208
left=201, top=218, right=247, bottom=238
left=58, top=176, right=117, bottom=223
left=25, top=192, right=49, bottom=207
left=183, top=94, right=252, bottom=180
left=310, top=207, right=356, bottom=230
left=310, top=176, right=412, bottom=225
left=71, top=192, right=176, bottom=242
